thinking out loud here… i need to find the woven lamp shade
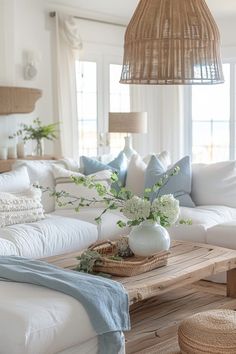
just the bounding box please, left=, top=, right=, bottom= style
left=109, top=112, right=147, bottom=133
left=120, top=0, right=224, bottom=85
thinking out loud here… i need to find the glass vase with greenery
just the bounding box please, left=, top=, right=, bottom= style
left=9, top=118, right=59, bottom=156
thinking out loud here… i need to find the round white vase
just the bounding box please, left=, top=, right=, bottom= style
left=128, top=221, right=170, bottom=257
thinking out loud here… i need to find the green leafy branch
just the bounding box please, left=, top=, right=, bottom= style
left=143, top=166, right=180, bottom=200
left=38, top=165, right=188, bottom=229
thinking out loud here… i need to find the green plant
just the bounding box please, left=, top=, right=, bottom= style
left=52, top=166, right=182, bottom=229
left=76, top=250, right=102, bottom=273
left=76, top=249, right=123, bottom=275
left=9, top=118, right=59, bottom=142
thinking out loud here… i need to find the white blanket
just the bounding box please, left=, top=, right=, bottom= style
left=0, top=215, right=98, bottom=258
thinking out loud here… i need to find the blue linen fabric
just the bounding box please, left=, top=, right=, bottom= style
left=145, top=155, right=195, bottom=207
left=81, top=152, right=128, bottom=186
left=0, top=256, right=130, bottom=354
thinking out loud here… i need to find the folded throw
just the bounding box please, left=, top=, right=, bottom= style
left=0, top=256, right=130, bottom=354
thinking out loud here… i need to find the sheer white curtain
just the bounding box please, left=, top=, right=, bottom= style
left=55, top=13, right=82, bottom=158
left=130, top=85, right=184, bottom=162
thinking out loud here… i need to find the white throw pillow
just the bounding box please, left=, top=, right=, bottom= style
left=0, top=187, right=45, bottom=227
left=0, top=166, right=30, bottom=193
left=52, top=165, right=112, bottom=209
left=12, top=160, right=67, bottom=213
left=126, top=154, right=147, bottom=196
left=126, top=151, right=171, bottom=196
left=192, top=161, right=236, bottom=207
left=143, top=150, right=171, bottom=168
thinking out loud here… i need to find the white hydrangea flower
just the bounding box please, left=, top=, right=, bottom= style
left=123, top=196, right=151, bottom=221
left=151, top=194, right=180, bottom=226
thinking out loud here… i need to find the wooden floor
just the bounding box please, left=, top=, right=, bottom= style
left=125, top=281, right=236, bottom=354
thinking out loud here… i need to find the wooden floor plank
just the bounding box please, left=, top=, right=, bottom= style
left=126, top=283, right=236, bottom=354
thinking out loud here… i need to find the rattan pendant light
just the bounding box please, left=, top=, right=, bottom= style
left=120, top=0, right=224, bottom=85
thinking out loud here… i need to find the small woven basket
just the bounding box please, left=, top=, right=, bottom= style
left=88, top=240, right=170, bottom=277
left=178, top=310, right=236, bottom=354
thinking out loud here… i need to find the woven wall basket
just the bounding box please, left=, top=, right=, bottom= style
left=120, top=0, right=224, bottom=85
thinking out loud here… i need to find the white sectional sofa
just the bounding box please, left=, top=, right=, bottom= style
left=0, top=157, right=236, bottom=354
left=0, top=158, right=236, bottom=263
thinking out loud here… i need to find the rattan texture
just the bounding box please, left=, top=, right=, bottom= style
left=120, top=0, right=224, bottom=85
left=178, top=309, right=236, bottom=353
left=89, top=240, right=169, bottom=277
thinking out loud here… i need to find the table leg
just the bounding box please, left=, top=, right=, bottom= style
left=227, top=269, right=236, bottom=298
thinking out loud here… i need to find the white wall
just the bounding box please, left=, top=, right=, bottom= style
left=0, top=0, right=126, bottom=156
left=218, top=18, right=236, bottom=60
left=0, top=0, right=54, bottom=154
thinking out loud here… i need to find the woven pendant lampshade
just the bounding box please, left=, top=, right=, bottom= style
left=120, top=0, right=224, bottom=85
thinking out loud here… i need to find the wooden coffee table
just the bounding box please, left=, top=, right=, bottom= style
left=43, top=240, right=236, bottom=353
left=43, top=240, right=236, bottom=304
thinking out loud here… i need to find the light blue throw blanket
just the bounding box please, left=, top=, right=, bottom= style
left=0, top=256, right=130, bottom=354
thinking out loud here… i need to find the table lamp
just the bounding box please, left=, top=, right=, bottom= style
left=109, top=112, right=147, bottom=158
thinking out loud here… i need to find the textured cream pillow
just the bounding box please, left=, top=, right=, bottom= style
left=126, top=151, right=171, bottom=196
left=0, top=187, right=45, bottom=227
left=52, top=165, right=112, bottom=209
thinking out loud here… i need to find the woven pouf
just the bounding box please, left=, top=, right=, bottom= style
left=178, top=310, right=236, bottom=354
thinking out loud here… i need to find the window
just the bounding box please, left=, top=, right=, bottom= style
left=76, top=61, right=98, bottom=157
left=191, top=63, right=233, bottom=163
left=75, top=61, right=130, bottom=157
left=109, top=64, right=130, bottom=155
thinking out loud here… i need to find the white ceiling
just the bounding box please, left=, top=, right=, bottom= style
left=48, top=0, right=236, bottom=21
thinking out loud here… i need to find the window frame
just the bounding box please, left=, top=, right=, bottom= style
left=184, top=61, right=236, bottom=162
left=75, top=46, right=126, bottom=156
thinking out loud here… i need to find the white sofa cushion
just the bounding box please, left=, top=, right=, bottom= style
left=53, top=208, right=130, bottom=241
left=0, top=281, right=96, bottom=354
left=0, top=238, right=18, bottom=256
left=0, top=215, right=97, bottom=258
left=168, top=224, right=207, bottom=243
left=180, top=205, right=236, bottom=229
left=206, top=221, right=236, bottom=284
left=0, top=166, right=30, bottom=193
left=192, top=161, right=236, bottom=208
left=207, top=221, right=236, bottom=250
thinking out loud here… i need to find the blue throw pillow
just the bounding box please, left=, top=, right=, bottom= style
left=81, top=152, right=128, bottom=186
left=144, top=155, right=195, bottom=207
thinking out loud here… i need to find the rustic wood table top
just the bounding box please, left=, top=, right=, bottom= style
left=42, top=240, right=236, bottom=305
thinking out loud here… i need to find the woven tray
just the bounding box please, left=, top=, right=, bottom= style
left=88, top=240, right=170, bottom=277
